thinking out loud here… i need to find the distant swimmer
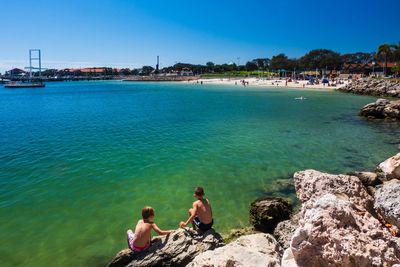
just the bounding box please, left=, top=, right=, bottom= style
left=295, top=96, right=307, bottom=100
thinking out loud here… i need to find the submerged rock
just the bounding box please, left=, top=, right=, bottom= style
left=374, top=179, right=400, bottom=229
left=108, top=228, right=224, bottom=267
left=249, top=196, right=292, bottom=233
left=188, top=233, right=283, bottom=267
left=359, top=99, right=400, bottom=120
left=222, top=226, right=257, bottom=244
left=378, top=153, right=400, bottom=180
left=263, top=178, right=296, bottom=196
left=284, top=194, right=400, bottom=267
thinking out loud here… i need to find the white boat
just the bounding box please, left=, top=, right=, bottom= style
left=5, top=81, right=45, bottom=88
left=0, top=78, right=11, bottom=84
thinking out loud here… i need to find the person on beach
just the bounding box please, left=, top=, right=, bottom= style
left=179, top=186, right=213, bottom=232
left=127, top=206, right=173, bottom=252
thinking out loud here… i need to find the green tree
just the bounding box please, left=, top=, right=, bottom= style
left=252, top=58, right=269, bottom=70
left=42, top=69, right=58, bottom=77
left=269, top=54, right=290, bottom=70
left=245, top=61, right=258, bottom=71
left=377, top=44, right=393, bottom=76
left=131, top=69, right=139, bottom=75
left=392, top=42, right=400, bottom=62
left=341, top=52, right=373, bottom=64
left=392, top=64, right=400, bottom=73
left=173, top=63, right=193, bottom=71
left=206, top=62, right=215, bottom=72
left=141, top=66, right=154, bottom=76
left=299, top=49, right=341, bottom=70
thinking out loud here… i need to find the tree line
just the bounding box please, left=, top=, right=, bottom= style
left=27, top=42, right=400, bottom=77
left=200, top=42, right=400, bottom=74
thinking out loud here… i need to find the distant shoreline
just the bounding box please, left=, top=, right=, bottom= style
left=0, top=76, right=353, bottom=91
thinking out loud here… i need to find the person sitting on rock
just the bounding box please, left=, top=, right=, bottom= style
left=127, top=206, right=173, bottom=252
left=179, top=186, right=213, bottom=232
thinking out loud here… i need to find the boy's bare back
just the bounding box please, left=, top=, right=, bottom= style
left=194, top=198, right=212, bottom=224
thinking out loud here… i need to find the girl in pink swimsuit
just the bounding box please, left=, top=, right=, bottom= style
left=127, top=229, right=150, bottom=251
left=126, top=206, right=173, bottom=252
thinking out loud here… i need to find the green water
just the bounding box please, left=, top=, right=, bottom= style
left=0, top=81, right=399, bottom=267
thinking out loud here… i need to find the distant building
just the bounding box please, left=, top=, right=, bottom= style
left=5, top=68, right=26, bottom=76
left=341, top=62, right=398, bottom=76
left=63, top=67, right=111, bottom=76
left=179, top=68, right=194, bottom=76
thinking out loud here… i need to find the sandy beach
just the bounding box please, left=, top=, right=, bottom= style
left=193, top=77, right=350, bottom=90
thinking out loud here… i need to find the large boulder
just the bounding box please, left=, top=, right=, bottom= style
left=249, top=196, right=292, bottom=233
left=359, top=99, right=390, bottom=118
left=273, top=212, right=300, bottom=250
left=293, top=169, right=373, bottom=209
left=378, top=153, right=400, bottom=180
left=108, top=228, right=224, bottom=267
left=283, top=194, right=400, bottom=267
left=188, top=233, right=283, bottom=267
left=359, top=99, right=400, bottom=120
left=374, top=179, right=400, bottom=229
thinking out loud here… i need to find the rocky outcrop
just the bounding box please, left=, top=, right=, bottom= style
left=283, top=194, right=400, bottom=267
left=284, top=170, right=400, bottom=267
left=108, top=228, right=224, bottom=267
left=188, top=233, right=283, bottom=267
left=374, top=179, right=400, bottom=229
left=378, top=153, right=400, bottom=179
left=359, top=99, right=400, bottom=120
left=249, top=196, right=292, bottom=233
left=293, top=169, right=374, bottom=209
left=273, top=212, right=300, bottom=250
left=338, top=79, right=400, bottom=97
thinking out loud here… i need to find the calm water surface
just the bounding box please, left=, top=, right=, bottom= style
left=1, top=81, right=399, bottom=267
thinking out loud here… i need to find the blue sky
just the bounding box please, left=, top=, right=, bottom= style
left=0, top=0, right=399, bottom=72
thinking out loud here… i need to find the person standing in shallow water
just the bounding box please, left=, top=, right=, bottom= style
left=179, top=186, right=214, bottom=232
left=127, top=206, right=173, bottom=252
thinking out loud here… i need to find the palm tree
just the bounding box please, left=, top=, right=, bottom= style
left=392, top=42, right=400, bottom=62
left=377, top=44, right=393, bottom=76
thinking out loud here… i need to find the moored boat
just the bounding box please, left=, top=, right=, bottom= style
left=4, top=81, right=45, bottom=88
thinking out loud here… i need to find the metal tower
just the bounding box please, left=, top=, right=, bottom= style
left=26, top=49, right=42, bottom=79
left=156, top=56, right=159, bottom=74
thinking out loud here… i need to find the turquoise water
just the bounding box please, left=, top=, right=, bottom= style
left=1, top=81, right=399, bottom=267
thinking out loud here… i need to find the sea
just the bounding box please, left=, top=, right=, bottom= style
left=1, top=81, right=399, bottom=267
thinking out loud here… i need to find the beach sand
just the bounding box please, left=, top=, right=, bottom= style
left=191, top=77, right=349, bottom=90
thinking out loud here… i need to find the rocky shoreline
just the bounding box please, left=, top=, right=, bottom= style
left=337, top=79, right=400, bottom=98
left=108, top=153, right=400, bottom=267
